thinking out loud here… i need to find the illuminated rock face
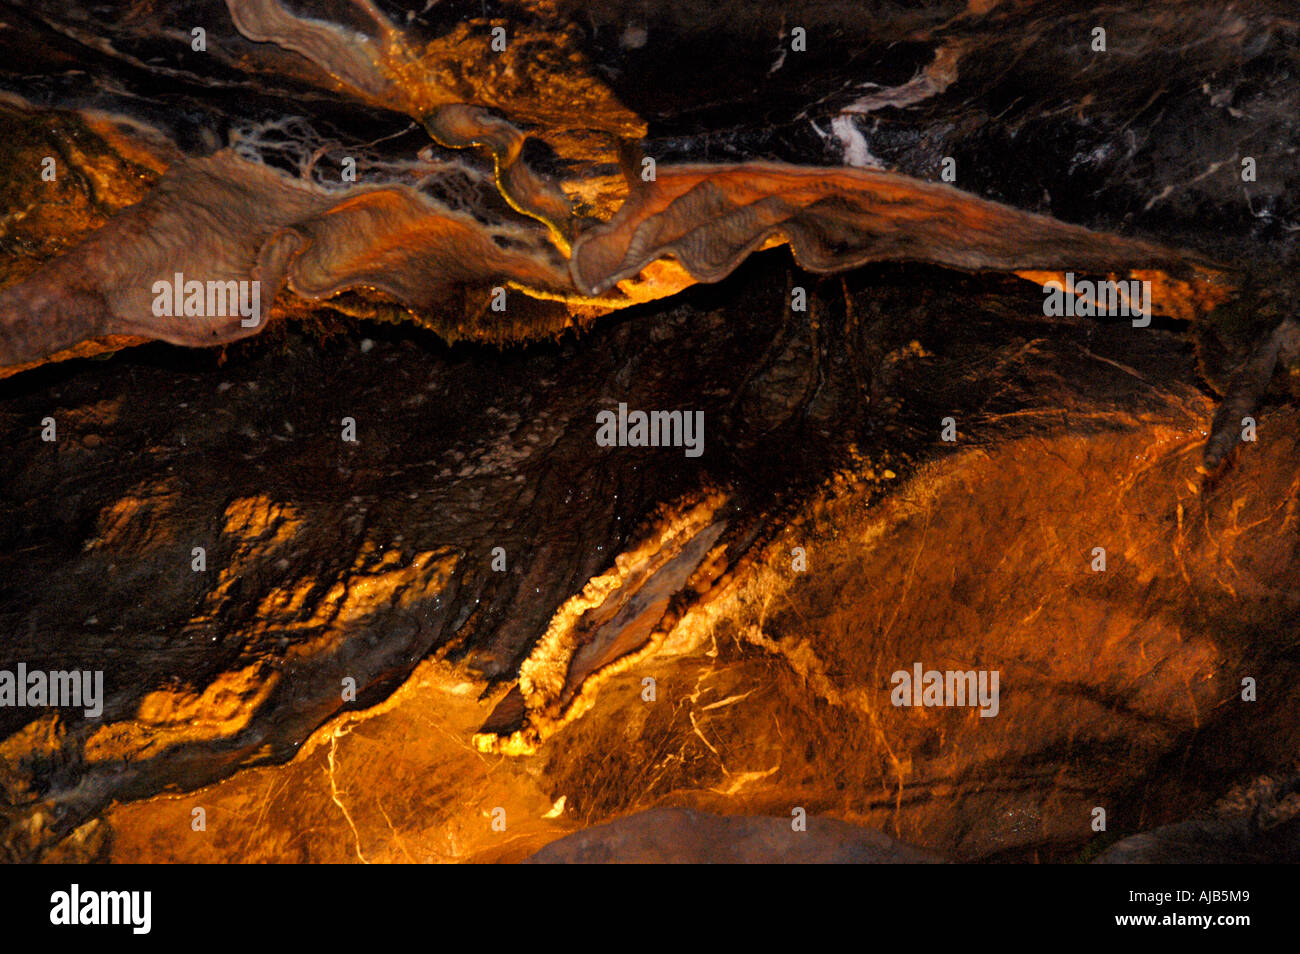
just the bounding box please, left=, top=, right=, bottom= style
left=1, top=0, right=1299, bottom=863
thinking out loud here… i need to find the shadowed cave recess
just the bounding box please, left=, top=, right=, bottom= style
left=0, top=0, right=1299, bottom=864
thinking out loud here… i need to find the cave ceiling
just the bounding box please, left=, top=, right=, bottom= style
left=0, top=0, right=1298, bottom=866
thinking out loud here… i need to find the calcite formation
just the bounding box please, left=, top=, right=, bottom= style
left=1, top=0, right=1298, bottom=864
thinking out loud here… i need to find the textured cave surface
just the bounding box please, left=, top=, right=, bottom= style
left=1, top=0, right=1299, bottom=863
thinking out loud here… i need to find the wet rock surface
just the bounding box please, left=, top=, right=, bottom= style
left=6, top=259, right=1297, bottom=863
left=0, top=0, right=1298, bottom=862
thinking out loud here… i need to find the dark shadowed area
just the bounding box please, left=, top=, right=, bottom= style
left=0, top=0, right=1297, bottom=863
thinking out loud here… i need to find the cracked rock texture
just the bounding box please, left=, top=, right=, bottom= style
left=2, top=0, right=1299, bottom=862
